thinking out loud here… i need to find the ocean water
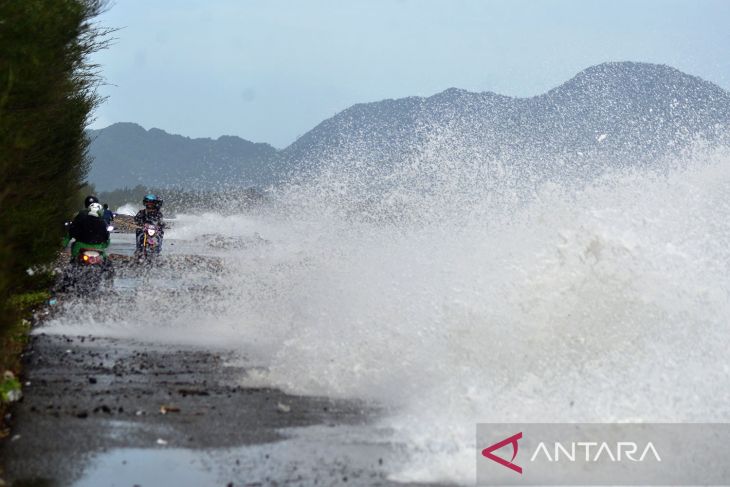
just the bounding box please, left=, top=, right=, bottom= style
left=44, top=144, right=730, bottom=484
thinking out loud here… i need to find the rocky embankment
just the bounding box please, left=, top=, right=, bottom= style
left=111, top=214, right=137, bottom=233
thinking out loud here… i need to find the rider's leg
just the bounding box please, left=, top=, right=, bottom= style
left=135, top=229, right=143, bottom=253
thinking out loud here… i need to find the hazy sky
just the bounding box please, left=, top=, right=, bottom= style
left=91, top=0, right=730, bottom=148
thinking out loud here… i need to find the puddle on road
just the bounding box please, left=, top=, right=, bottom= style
left=108, top=233, right=137, bottom=257
left=74, top=425, right=404, bottom=486
left=74, top=448, right=212, bottom=487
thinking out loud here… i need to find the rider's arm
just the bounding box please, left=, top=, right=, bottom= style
left=67, top=213, right=82, bottom=241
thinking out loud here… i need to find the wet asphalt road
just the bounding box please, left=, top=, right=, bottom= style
left=0, top=333, right=398, bottom=486
left=0, top=234, right=441, bottom=487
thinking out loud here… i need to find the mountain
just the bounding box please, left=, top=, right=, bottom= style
left=86, top=123, right=278, bottom=191
left=280, top=62, right=730, bottom=177
left=87, top=62, right=730, bottom=190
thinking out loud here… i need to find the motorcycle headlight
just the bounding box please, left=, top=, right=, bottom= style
left=147, top=228, right=156, bottom=236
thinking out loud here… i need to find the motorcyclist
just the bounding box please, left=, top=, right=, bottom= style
left=63, top=197, right=110, bottom=259
left=71, top=195, right=100, bottom=221
left=102, top=204, right=115, bottom=227
left=134, top=194, right=165, bottom=253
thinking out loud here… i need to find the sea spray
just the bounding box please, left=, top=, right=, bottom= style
left=219, top=144, right=730, bottom=483
left=41, top=143, right=730, bottom=484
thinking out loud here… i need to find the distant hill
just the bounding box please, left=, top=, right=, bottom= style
left=86, top=123, right=278, bottom=191
left=280, top=62, right=730, bottom=178
left=87, top=62, right=730, bottom=191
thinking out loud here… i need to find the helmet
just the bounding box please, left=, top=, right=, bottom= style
left=143, top=193, right=162, bottom=210
left=84, top=195, right=99, bottom=208
left=88, top=202, right=103, bottom=217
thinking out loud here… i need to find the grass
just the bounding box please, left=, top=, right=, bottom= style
left=0, top=290, right=50, bottom=436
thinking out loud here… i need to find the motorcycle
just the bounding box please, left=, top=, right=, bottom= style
left=58, top=223, right=115, bottom=293
left=137, top=223, right=162, bottom=259
left=60, top=246, right=114, bottom=293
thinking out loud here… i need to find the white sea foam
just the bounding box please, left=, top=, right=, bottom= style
left=43, top=142, right=730, bottom=484
left=115, top=203, right=138, bottom=216
left=218, top=144, right=730, bottom=483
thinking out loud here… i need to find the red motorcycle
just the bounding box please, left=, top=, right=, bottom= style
left=137, top=223, right=162, bottom=259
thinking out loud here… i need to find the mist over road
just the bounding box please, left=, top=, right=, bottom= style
left=0, top=233, right=417, bottom=486
left=3, top=141, right=730, bottom=485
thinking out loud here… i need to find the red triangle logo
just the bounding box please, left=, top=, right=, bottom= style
left=481, top=432, right=523, bottom=474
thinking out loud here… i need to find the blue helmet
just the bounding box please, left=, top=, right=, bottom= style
left=143, top=193, right=162, bottom=209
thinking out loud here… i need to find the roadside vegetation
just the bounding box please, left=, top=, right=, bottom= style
left=0, top=0, right=109, bottom=430
left=99, top=185, right=267, bottom=214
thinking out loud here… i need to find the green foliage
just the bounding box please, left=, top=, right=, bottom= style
left=7, top=291, right=51, bottom=312
left=0, top=0, right=108, bottom=334
left=0, top=372, right=22, bottom=403
left=98, top=185, right=154, bottom=210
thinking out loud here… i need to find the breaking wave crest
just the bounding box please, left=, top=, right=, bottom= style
left=218, top=143, right=730, bottom=483
left=43, top=140, right=730, bottom=484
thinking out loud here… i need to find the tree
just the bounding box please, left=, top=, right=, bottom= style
left=0, top=0, right=109, bottom=332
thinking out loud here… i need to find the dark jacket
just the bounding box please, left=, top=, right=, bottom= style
left=69, top=211, right=110, bottom=244
left=134, top=209, right=165, bottom=232
left=102, top=209, right=114, bottom=226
